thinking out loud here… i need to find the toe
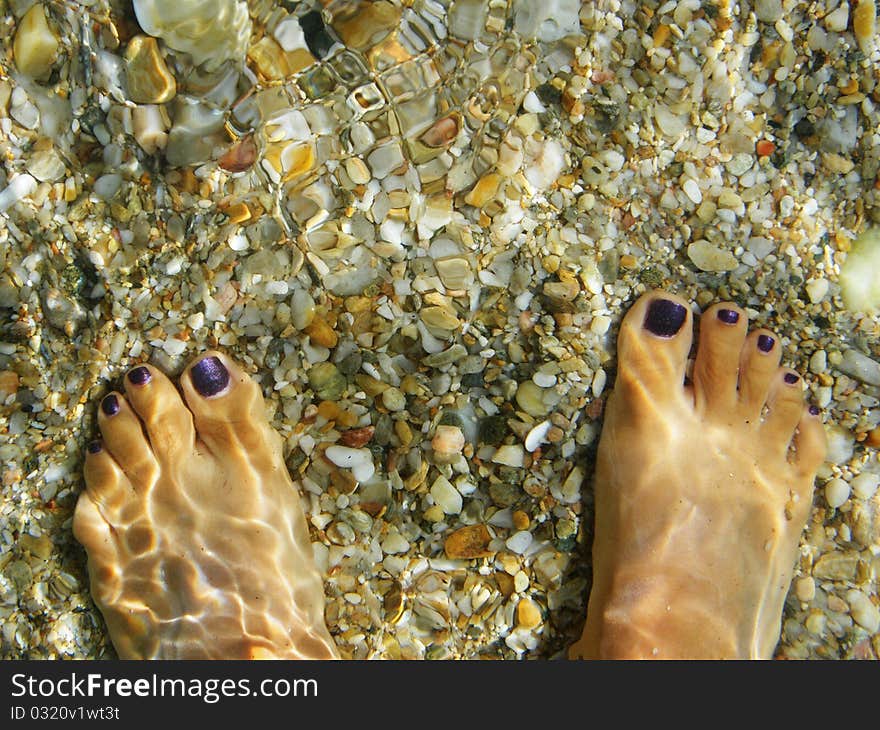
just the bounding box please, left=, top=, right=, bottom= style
left=83, top=440, right=132, bottom=514
left=179, top=351, right=274, bottom=456
left=73, top=487, right=123, bottom=601
left=737, top=328, right=781, bottom=421
left=98, top=392, right=159, bottom=489
left=761, top=369, right=806, bottom=456
left=123, top=364, right=197, bottom=463
left=693, top=302, right=747, bottom=414
left=614, top=290, right=693, bottom=405
left=791, top=405, right=827, bottom=478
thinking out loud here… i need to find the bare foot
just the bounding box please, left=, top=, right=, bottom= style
left=569, top=291, right=827, bottom=659
left=73, top=352, right=339, bottom=659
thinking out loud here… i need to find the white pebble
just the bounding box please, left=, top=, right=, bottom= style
left=381, top=532, right=410, bottom=555
left=851, top=472, right=879, bottom=500
left=682, top=178, right=702, bottom=204
left=837, top=349, right=880, bottom=386
left=824, top=478, right=850, bottom=508
left=0, top=173, right=37, bottom=213
left=600, top=149, right=625, bottom=172
left=846, top=589, right=880, bottom=633
left=590, top=315, right=611, bottom=335
left=430, top=475, right=462, bottom=515
left=524, top=420, right=551, bottom=452
left=325, top=445, right=375, bottom=483
left=505, top=530, right=533, bottom=555
left=532, top=371, right=556, bottom=388
left=492, top=444, right=525, bottom=468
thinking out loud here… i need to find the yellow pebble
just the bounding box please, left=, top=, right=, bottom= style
left=516, top=598, right=542, bottom=629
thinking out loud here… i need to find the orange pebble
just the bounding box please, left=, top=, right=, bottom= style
left=756, top=139, right=775, bottom=157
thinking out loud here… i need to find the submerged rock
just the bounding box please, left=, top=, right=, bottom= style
left=132, top=0, right=251, bottom=71
left=840, top=227, right=880, bottom=313
left=13, top=4, right=59, bottom=80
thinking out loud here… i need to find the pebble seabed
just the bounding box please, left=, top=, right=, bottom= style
left=1, top=0, right=880, bottom=660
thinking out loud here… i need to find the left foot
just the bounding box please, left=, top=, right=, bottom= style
left=74, top=352, right=338, bottom=659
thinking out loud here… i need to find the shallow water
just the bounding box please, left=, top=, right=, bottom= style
left=0, top=0, right=878, bottom=659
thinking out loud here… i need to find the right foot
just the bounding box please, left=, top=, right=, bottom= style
left=74, top=352, right=339, bottom=659
left=570, top=291, right=827, bottom=659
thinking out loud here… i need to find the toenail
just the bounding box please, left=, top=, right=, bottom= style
left=191, top=356, right=230, bottom=397
left=643, top=298, right=687, bottom=338
left=784, top=372, right=799, bottom=384
left=717, top=308, right=740, bottom=325
left=101, top=394, right=120, bottom=416
left=87, top=440, right=102, bottom=454
left=809, top=405, right=820, bottom=416
left=127, top=366, right=151, bottom=386
left=757, top=334, right=775, bottom=353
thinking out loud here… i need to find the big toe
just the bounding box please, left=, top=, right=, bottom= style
left=613, top=290, right=693, bottom=406
left=180, top=351, right=276, bottom=456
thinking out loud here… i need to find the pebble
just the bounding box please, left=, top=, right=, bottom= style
left=824, top=4, right=849, bottom=31
left=124, top=36, right=177, bottom=104
left=824, top=478, right=850, bottom=509
left=524, top=420, right=551, bottom=452
left=682, top=179, right=702, bottom=204
left=430, top=475, right=463, bottom=515
left=492, top=444, right=525, bottom=468
left=515, top=381, right=550, bottom=417
left=308, top=362, right=346, bottom=400
left=381, top=532, right=410, bottom=555
left=836, top=350, right=880, bottom=386
left=0, top=174, right=37, bottom=213
left=432, top=425, right=465, bottom=459
left=324, top=445, right=375, bottom=483
left=851, top=473, right=879, bottom=500
left=381, top=387, right=406, bottom=412
left=726, top=153, right=754, bottom=177
left=805, top=278, right=829, bottom=304
left=825, top=425, right=855, bottom=465
left=687, top=240, right=738, bottom=272
left=13, top=4, right=59, bottom=79
left=444, top=525, right=493, bottom=559
left=812, top=551, right=859, bottom=581
left=795, top=577, right=816, bottom=603
left=839, top=227, right=880, bottom=312
left=516, top=598, right=542, bottom=629
left=846, top=589, right=880, bottom=633
left=505, top=530, right=533, bottom=555
left=809, top=350, right=827, bottom=375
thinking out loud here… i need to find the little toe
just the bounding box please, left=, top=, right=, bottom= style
left=791, top=405, right=827, bottom=478
left=98, top=392, right=159, bottom=489
left=123, top=364, right=197, bottom=462
left=614, top=290, right=693, bottom=404
left=693, top=303, right=747, bottom=414
left=738, top=328, right=782, bottom=420
left=82, top=440, right=132, bottom=514
left=73, top=492, right=122, bottom=584
left=761, top=369, right=806, bottom=455
left=179, top=351, right=272, bottom=455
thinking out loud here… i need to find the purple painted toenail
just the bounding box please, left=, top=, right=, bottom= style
left=191, top=356, right=229, bottom=397
left=717, top=308, right=740, bottom=325
left=643, top=299, right=687, bottom=338
left=809, top=405, right=820, bottom=416
left=127, top=366, right=151, bottom=386
left=101, top=394, right=119, bottom=416
left=784, top=372, right=799, bottom=384
left=87, top=440, right=102, bottom=454
left=757, top=334, right=775, bottom=353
